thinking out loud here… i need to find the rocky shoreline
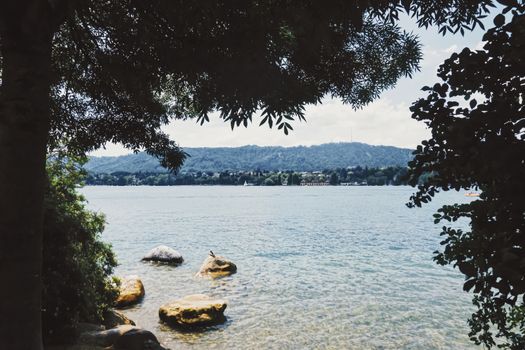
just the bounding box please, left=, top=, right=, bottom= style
left=55, top=247, right=236, bottom=350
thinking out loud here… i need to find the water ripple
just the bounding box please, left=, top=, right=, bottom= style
left=82, top=186, right=476, bottom=350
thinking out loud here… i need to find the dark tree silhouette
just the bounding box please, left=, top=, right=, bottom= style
left=0, top=1, right=494, bottom=348
left=408, top=2, right=525, bottom=348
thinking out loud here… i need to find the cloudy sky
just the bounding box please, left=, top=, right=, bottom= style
left=92, top=12, right=492, bottom=156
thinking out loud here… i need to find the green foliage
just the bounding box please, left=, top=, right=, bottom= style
left=42, top=153, right=118, bottom=345
left=408, top=2, right=525, bottom=348
left=263, top=177, right=277, bottom=186
left=329, top=173, right=339, bottom=185
left=40, top=1, right=494, bottom=170
left=48, top=1, right=430, bottom=169
left=367, top=174, right=387, bottom=186
left=286, top=172, right=302, bottom=186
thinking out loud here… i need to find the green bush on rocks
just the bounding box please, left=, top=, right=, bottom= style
left=42, top=155, right=118, bottom=345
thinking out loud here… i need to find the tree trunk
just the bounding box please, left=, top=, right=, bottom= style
left=0, top=2, right=54, bottom=349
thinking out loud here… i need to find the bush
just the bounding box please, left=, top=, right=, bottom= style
left=42, top=155, right=118, bottom=345
left=408, top=4, right=525, bottom=348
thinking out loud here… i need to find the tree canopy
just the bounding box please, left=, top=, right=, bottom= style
left=408, top=2, right=525, bottom=348
left=44, top=0, right=497, bottom=167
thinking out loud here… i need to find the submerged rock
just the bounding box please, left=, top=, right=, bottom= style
left=78, top=325, right=135, bottom=347
left=46, top=345, right=106, bottom=350
left=142, top=245, right=183, bottom=264
left=78, top=325, right=166, bottom=350
left=114, top=327, right=167, bottom=350
left=103, top=309, right=136, bottom=329
left=196, top=252, right=237, bottom=278
left=115, top=276, right=145, bottom=308
left=76, top=323, right=105, bottom=334
left=159, top=294, right=227, bottom=328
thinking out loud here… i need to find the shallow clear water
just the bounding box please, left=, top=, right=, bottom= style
left=81, top=186, right=477, bottom=350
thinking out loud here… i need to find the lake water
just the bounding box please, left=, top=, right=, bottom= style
left=81, top=186, right=477, bottom=350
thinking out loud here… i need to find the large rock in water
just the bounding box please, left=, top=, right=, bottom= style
left=114, top=328, right=166, bottom=350
left=196, top=253, right=237, bottom=278
left=115, top=276, right=145, bottom=308
left=78, top=325, right=166, bottom=350
left=103, top=309, right=136, bottom=329
left=159, top=294, right=227, bottom=328
left=142, top=245, right=183, bottom=264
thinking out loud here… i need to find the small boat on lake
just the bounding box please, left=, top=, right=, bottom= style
left=465, top=192, right=480, bottom=197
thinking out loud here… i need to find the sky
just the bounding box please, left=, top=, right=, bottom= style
left=92, top=12, right=493, bottom=156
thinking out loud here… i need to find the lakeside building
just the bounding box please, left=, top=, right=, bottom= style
left=300, top=180, right=330, bottom=186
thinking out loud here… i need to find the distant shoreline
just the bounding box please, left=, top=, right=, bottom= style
left=85, top=166, right=410, bottom=186
left=83, top=184, right=410, bottom=187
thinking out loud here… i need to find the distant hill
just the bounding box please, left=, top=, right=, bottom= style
left=85, top=142, right=413, bottom=173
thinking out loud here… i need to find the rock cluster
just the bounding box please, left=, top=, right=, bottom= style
left=91, top=248, right=237, bottom=349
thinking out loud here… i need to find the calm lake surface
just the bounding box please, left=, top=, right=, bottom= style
left=81, top=186, right=477, bottom=350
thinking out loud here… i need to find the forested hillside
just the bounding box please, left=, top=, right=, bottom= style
left=85, top=143, right=413, bottom=173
